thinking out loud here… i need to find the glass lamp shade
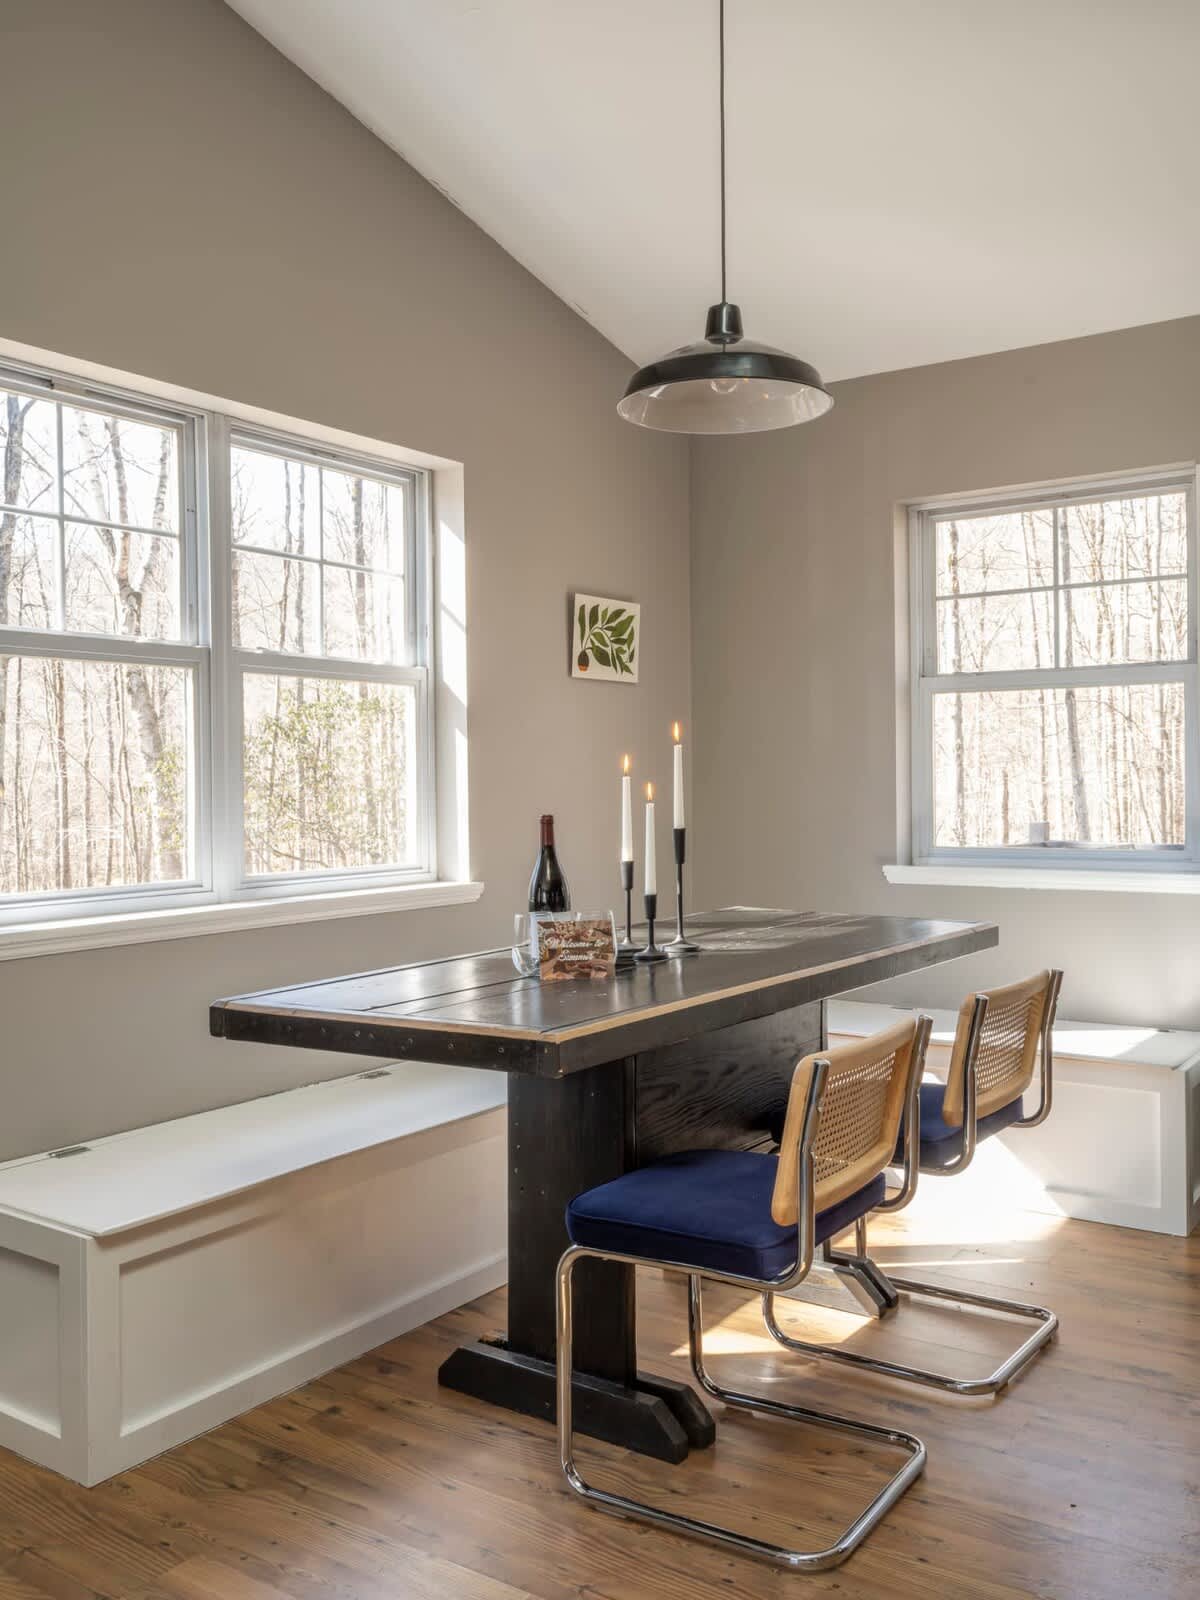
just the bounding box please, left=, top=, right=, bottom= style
left=617, top=306, right=833, bottom=435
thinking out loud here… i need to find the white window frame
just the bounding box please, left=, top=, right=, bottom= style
left=908, top=466, right=1200, bottom=875
left=0, top=355, right=441, bottom=927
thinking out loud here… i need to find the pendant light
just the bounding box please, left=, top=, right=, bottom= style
left=617, top=0, right=832, bottom=435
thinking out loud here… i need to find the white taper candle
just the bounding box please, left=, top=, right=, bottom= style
left=621, top=754, right=633, bottom=861
left=644, top=783, right=657, bottom=896
left=672, top=722, right=685, bottom=829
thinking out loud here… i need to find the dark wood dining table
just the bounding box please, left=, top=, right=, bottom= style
left=211, top=906, right=997, bottom=1462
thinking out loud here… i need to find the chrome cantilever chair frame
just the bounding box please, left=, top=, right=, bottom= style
left=557, top=1042, right=929, bottom=1572
left=763, top=971, right=1064, bottom=1398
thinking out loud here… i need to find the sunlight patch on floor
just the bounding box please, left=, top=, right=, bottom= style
left=669, top=1318, right=779, bottom=1359
left=661, top=1167, right=1072, bottom=1360
left=877, top=1147, right=1071, bottom=1250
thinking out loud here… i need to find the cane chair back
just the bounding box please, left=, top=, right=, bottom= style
left=942, top=970, right=1052, bottom=1129
left=771, top=1018, right=924, bottom=1227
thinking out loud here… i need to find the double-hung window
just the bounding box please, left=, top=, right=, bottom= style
left=0, top=357, right=437, bottom=928
left=225, top=431, right=429, bottom=893
left=910, top=471, right=1198, bottom=870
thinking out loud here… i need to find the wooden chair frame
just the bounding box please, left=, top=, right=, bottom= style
left=556, top=1019, right=930, bottom=1570
left=764, top=970, right=1064, bottom=1398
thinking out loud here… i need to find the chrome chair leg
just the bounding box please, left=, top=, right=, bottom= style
left=762, top=1226, right=1057, bottom=1398
left=556, top=1245, right=926, bottom=1572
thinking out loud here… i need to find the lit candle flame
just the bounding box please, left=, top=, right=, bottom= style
left=646, top=782, right=654, bottom=802
left=672, top=721, right=682, bottom=744
left=622, top=753, right=631, bottom=775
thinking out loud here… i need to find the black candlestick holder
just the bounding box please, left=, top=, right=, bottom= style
left=617, top=860, right=636, bottom=950
left=635, top=891, right=668, bottom=963
left=665, top=827, right=700, bottom=955
left=615, top=859, right=637, bottom=969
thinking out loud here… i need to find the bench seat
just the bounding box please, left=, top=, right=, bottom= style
left=0, top=1062, right=506, bottom=1486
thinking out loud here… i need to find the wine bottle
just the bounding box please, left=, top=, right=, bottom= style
left=528, top=814, right=571, bottom=912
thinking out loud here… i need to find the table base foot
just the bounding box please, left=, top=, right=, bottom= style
left=438, top=1339, right=715, bottom=1463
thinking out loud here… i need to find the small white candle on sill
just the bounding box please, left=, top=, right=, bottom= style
left=644, top=782, right=657, bottom=897
left=621, top=754, right=633, bottom=862
left=672, top=721, right=685, bottom=830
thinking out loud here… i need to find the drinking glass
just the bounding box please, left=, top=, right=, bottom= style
left=512, top=913, right=540, bottom=976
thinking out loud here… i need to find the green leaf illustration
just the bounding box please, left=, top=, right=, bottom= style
left=574, top=602, right=637, bottom=678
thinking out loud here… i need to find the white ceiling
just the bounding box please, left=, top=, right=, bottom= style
left=227, top=0, right=1200, bottom=382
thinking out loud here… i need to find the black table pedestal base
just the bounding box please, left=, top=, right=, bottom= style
left=438, top=1339, right=715, bottom=1463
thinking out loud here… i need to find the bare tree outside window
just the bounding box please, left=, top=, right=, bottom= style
left=916, top=482, right=1193, bottom=864
left=0, top=386, right=189, bottom=895
left=230, top=442, right=418, bottom=878
left=0, top=357, right=434, bottom=925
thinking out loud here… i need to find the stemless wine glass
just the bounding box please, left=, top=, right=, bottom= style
left=512, top=913, right=541, bottom=976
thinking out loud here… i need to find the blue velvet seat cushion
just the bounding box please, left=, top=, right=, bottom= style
left=565, top=1149, right=886, bottom=1281
left=900, top=1081, right=1026, bottom=1172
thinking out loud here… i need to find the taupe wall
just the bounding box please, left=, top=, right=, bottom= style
left=691, top=316, right=1200, bottom=1029
left=0, top=0, right=690, bottom=1161
left=4, top=5, right=1196, bottom=1163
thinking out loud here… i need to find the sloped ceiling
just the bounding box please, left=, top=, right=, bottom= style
left=227, top=0, right=1200, bottom=381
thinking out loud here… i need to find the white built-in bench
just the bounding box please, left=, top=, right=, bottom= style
left=830, top=1000, right=1200, bottom=1239
left=5, top=1006, right=1195, bottom=1488
left=0, top=1063, right=506, bottom=1486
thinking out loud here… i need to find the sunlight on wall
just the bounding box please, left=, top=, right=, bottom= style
left=436, top=483, right=471, bottom=882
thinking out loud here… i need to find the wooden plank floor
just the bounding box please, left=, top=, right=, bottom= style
left=0, top=1190, right=1196, bottom=1600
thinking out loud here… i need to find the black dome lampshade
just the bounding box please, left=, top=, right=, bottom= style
left=617, top=1, right=833, bottom=437
left=617, top=300, right=833, bottom=435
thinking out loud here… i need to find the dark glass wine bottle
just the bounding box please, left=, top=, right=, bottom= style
left=528, top=814, right=571, bottom=912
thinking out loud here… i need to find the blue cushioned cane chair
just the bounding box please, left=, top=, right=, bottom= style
left=557, top=1015, right=932, bottom=1571
left=764, top=969, right=1063, bottom=1398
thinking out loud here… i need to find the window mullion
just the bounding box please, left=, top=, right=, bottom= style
left=927, top=661, right=1188, bottom=694
left=1186, top=472, right=1200, bottom=862
left=205, top=411, right=239, bottom=901
left=233, top=648, right=426, bottom=687
left=54, top=403, right=66, bottom=631
left=1184, top=666, right=1200, bottom=865
left=0, top=628, right=206, bottom=668
left=1052, top=503, right=1062, bottom=669
left=316, top=466, right=325, bottom=656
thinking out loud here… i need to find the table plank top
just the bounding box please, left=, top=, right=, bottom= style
left=211, top=907, right=998, bottom=1077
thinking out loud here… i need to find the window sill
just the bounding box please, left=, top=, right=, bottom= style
left=883, top=863, right=1200, bottom=894
left=0, top=880, right=485, bottom=962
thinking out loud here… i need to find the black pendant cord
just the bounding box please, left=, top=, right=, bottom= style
left=718, top=0, right=727, bottom=305
left=615, top=0, right=834, bottom=428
